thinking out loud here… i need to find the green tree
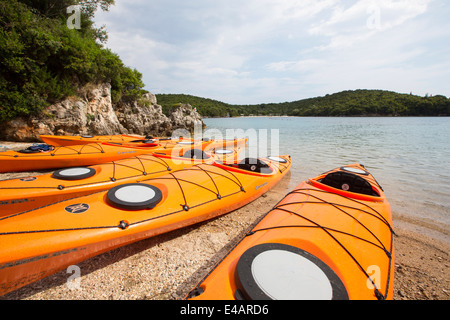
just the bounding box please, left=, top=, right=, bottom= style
left=0, top=0, right=145, bottom=123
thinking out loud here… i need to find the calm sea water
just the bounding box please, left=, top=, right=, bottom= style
left=203, top=117, right=450, bottom=239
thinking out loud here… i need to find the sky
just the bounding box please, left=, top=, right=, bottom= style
left=94, top=0, right=450, bottom=105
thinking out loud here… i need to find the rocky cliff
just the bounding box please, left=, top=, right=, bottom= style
left=0, top=83, right=206, bottom=142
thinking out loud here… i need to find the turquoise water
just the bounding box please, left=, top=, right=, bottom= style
left=203, top=117, right=450, bottom=238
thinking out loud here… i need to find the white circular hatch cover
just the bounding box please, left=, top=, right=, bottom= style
left=52, top=167, right=96, bottom=180
left=235, top=243, right=348, bottom=300
left=107, top=183, right=163, bottom=210
left=251, top=249, right=333, bottom=300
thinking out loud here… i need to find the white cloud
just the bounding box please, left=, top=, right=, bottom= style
left=266, top=59, right=325, bottom=73
left=94, top=0, right=450, bottom=103
left=309, top=0, right=433, bottom=49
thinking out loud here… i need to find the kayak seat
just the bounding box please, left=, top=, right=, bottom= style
left=130, top=139, right=156, bottom=143
left=320, top=172, right=379, bottom=197
left=17, top=144, right=55, bottom=154
left=183, top=149, right=209, bottom=160
left=238, top=158, right=272, bottom=174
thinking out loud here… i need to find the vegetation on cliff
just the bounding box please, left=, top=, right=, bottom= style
left=0, top=0, right=145, bottom=123
left=157, top=90, right=450, bottom=117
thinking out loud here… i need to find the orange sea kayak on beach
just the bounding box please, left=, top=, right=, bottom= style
left=0, top=139, right=215, bottom=173
left=40, top=134, right=162, bottom=146
left=0, top=145, right=242, bottom=217
left=0, top=155, right=291, bottom=296
left=40, top=134, right=247, bottom=149
left=187, top=164, right=394, bottom=300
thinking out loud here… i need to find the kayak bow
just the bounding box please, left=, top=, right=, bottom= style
left=187, top=164, right=394, bottom=300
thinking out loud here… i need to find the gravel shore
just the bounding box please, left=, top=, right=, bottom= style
left=0, top=142, right=448, bottom=300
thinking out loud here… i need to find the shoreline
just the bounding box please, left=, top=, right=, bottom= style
left=203, top=115, right=450, bottom=119
left=0, top=143, right=448, bottom=300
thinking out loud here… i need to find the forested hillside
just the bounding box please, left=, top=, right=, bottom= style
left=156, top=94, right=235, bottom=117
left=0, top=0, right=145, bottom=123
left=157, top=90, right=450, bottom=117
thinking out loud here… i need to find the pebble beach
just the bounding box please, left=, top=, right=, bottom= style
left=0, top=141, right=448, bottom=301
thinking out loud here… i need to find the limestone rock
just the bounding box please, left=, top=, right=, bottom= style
left=114, top=95, right=173, bottom=137
left=0, top=83, right=206, bottom=142
left=170, top=104, right=206, bottom=132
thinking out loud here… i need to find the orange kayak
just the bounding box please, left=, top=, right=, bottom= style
left=0, top=140, right=214, bottom=173
left=40, top=134, right=161, bottom=146
left=154, top=142, right=245, bottom=164
left=0, top=146, right=242, bottom=217
left=0, top=155, right=291, bottom=296
left=40, top=134, right=248, bottom=149
left=187, top=164, right=394, bottom=300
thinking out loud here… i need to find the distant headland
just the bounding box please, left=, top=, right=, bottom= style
left=156, top=90, right=450, bottom=118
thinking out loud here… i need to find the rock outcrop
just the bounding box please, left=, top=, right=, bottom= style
left=0, top=83, right=205, bottom=142
left=114, top=93, right=172, bottom=137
